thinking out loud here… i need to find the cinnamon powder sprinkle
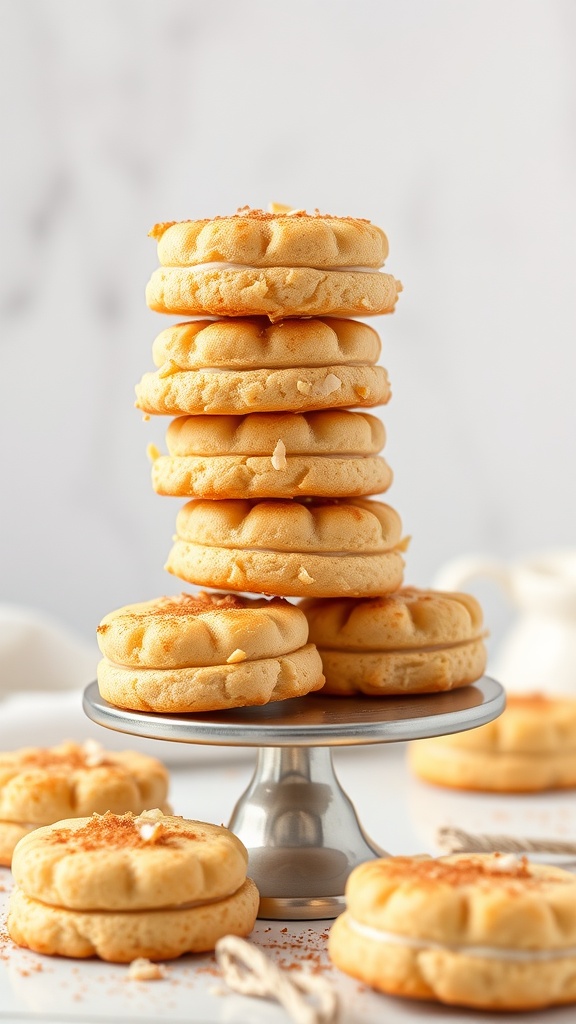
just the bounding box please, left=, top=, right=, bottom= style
left=45, top=813, right=187, bottom=851
left=379, top=856, right=563, bottom=889
left=101, top=593, right=248, bottom=625
left=2, top=749, right=113, bottom=770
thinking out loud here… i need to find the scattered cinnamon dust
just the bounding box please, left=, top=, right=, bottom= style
left=45, top=812, right=186, bottom=851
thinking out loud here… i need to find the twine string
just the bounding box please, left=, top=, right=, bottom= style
left=215, top=935, right=340, bottom=1024
left=437, top=826, right=576, bottom=857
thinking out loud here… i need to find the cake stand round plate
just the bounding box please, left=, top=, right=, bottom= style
left=84, top=677, right=504, bottom=919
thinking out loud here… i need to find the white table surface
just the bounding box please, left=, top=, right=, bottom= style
left=1, top=742, right=576, bottom=1024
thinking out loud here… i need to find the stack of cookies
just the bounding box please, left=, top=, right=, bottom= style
left=96, top=206, right=487, bottom=712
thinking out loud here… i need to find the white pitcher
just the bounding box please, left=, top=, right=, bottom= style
left=434, top=550, right=576, bottom=697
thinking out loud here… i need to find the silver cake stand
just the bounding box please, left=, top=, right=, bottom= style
left=83, top=677, right=504, bottom=920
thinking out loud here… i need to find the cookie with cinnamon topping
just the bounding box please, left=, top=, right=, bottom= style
left=301, top=588, right=487, bottom=695
left=145, top=208, right=401, bottom=319
left=97, top=592, right=324, bottom=712
left=329, top=853, right=576, bottom=1010
left=0, top=742, right=169, bottom=866
left=8, top=810, right=259, bottom=961
left=410, top=694, right=576, bottom=791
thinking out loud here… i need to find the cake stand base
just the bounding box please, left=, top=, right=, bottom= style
left=83, top=677, right=504, bottom=919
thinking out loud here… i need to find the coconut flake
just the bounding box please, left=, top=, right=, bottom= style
left=138, top=821, right=164, bottom=844
left=316, top=373, right=342, bottom=398
left=82, top=739, right=106, bottom=767
left=298, top=567, right=315, bottom=585
left=271, top=439, right=287, bottom=471
left=490, top=854, right=524, bottom=872
left=227, top=649, right=247, bottom=664
left=127, top=958, right=166, bottom=981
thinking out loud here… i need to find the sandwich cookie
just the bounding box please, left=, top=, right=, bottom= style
left=150, top=411, right=392, bottom=499
left=8, top=810, right=259, bottom=962
left=135, top=363, right=390, bottom=417
left=146, top=209, right=401, bottom=320
left=152, top=316, right=381, bottom=370
left=301, top=588, right=487, bottom=695
left=0, top=742, right=169, bottom=866
left=410, top=694, right=576, bottom=792
left=329, top=853, right=576, bottom=1010
left=97, top=592, right=324, bottom=712
left=166, top=498, right=407, bottom=598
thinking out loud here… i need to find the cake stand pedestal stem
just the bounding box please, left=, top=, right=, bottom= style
left=228, top=745, right=385, bottom=920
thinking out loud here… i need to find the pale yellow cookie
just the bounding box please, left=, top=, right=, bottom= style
left=329, top=854, right=576, bottom=1010
left=150, top=209, right=389, bottom=268
left=8, top=880, right=259, bottom=962
left=410, top=694, right=576, bottom=792
left=97, top=644, right=324, bottom=713
left=166, top=498, right=407, bottom=598
left=152, top=317, right=381, bottom=370
left=8, top=810, right=258, bottom=962
left=146, top=266, right=401, bottom=320
left=151, top=409, right=391, bottom=499
left=164, top=410, right=385, bottom=457
left=0, top=742, right=169, bottom=865
left=97, top=591, right=308, bottom=668
left=135, top=363, right=390, bottom=416
left=97, top=592, right=324, bottom=712
left=11, top=811, right=248, bottom=910
left=302, top=588, right=487, bottom=694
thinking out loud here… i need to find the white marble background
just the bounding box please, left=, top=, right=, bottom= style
left=1, top=0, right=575, bottom=648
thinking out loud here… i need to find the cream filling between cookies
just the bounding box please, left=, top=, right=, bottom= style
left=347, top=917, right=576, bottom=961
left=168, top=261, right=384, bottom=274
left=318, top=637, right=485, bottom=654
left=176, top=542, right=401, bottom=557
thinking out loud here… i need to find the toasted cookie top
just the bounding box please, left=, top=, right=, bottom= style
left=96, top=591, right=308, bottom=668
left=175, top=498, right=404, bottom=554
left=152, top=317, right=381, bottom=370
left=344, top=854, right=576, bottom=950
left=166, top=410, right=385, bottom=457
left=0, top=742, right=168, bottom=824
left=11, top=810, right=249, bottom=911
left=150, top=208, right=389, bottom=268
left=301, top=588, right=485, bottom=650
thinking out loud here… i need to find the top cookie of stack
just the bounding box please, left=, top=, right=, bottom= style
left=138, top=207, right=406, bottom=601
left=145, top=207, right=401, bottom=320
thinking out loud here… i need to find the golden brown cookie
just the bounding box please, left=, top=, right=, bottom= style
left=302, top=588, right=487, bottom=695
left=147, top=209, right=401, bottom=319
left=146, top=265, right=401, bottom=320
left=150, top=210, right=389, bottom=268
left=151, top=411, right=390, bottom=502
left=0, top=742, right=169, bottom=866
left=135, top=363, right=390, bottom=416
left=329, top=854, right=576, bottom=1010
left=409, top=694, right=576, bottom=792
left=152, top=317, right=381, bottom=370
left=97, top=592, right=324, bottom=712
left=8, top=810, right=259, bottom=962
left=166, top=498, right=407, bottom=598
